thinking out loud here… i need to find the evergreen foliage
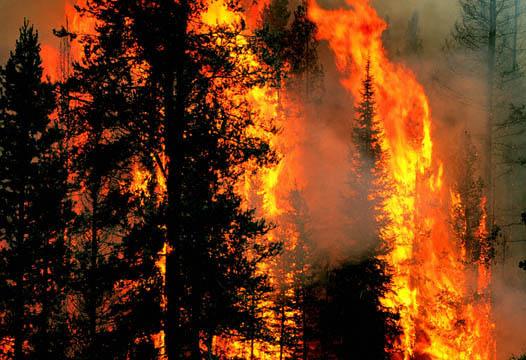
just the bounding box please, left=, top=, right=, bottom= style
left=0, top=20, right=72, bottom=359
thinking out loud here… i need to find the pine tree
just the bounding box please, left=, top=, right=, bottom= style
left=339, top=59, right=399, bottom=357
left=0, top=20, right=72, bottom=359
left=451, top=132, right=495, bottom=264
left=306, top=257, right=397, bottom=359
left=349, top=59, right=384, bottom=247
left=258, top=0, right=291, bottom=88
left=72, top=1, right=280, bottom=358
left=260, top=189, right=314, bottom=360
left=449, top=0, right=521, bottom=224
left=286, top=4, right=323, bottom=100
left=353, top=59, right=382, bottom=167
left=257, top=2, right=323, bottom=99
left=65, top=10, right=163, bottom=358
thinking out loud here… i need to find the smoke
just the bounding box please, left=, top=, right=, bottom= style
left=287, top=0, right=468, bottom=262
left=1, top=0, right=525, bottom=357
left=290, top=0, right=526, bottom=358
left=297, top=0, right=491, bottom=261
left=298, top=57, right=387, bottom=260
left=493, top=265, right=526, bottom=359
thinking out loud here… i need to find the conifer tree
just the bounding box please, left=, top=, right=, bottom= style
left=0, top=20, right=72, bottom=359
left=451, top=132, right=494, bottom=264
left=349, top=58, right=384, bottom=246
left=272, top=189, right=314, bottom=360
left=257, top=1, right=323, bottom=99
left=65, top=10, right=163, bottom=358
left=450, top=0, right=520, bottom=223
left=353, top=60, right=382, bottom=166
left=341, top=59, right=398, bottom=356
left=72, top=1, right=280, bottom=358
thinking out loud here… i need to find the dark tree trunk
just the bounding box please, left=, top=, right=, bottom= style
left=165, top=1, right=191, bottom=359
left=13, top=276, right=24, bottom=360
left=486, top=0, right=496, bottom=223
left=190, top=272, right=202, bottom=360
left=513, top=0, right=520, bottom=71
left=88, top=187, right=99, bottom=354
left=14, top=174, right=27, bottom=360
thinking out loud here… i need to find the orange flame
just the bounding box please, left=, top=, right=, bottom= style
left=308, top=0, right=495, bottom=359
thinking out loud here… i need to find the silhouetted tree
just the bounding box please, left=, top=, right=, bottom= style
left=268, top=189, right=314, bottom=360
left=0, top=20, right=72, bottom=359
left=65, top=10, right=162, bottom=358
left=306, top=257, right=397, bottom=360
left=450, top=0, right=519, bottom=221
left=74, top=1, right=281, bottom=359
left=316, top=59, right=399, bottom=358
left=257, top=2, right=323, bottom=99
left=451, top=132, right=495, bottom=265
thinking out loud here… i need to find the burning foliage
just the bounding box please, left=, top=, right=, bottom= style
left=0, top=0, right=511, bottom=359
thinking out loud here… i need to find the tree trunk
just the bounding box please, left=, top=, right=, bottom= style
left=513, top=0, right=520, bottom=71
left=165, top=1, right=191, bottom=359
left=250, top=296, right=255, bottom=360
left=13, top=277, right=24, bottom=360
left=189, top=262, right=202, bottom=360
left=14, top=175, right=27, bottom=360
left=88, top=187, right=99, bottom=354
left=486, top=0, right=497, bottom=224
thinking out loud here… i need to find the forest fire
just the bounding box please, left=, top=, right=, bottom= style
left=309, top=0, right=495, bottom=359
left=6, top=0, right=526, bottom=359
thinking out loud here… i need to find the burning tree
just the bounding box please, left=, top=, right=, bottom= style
left=310, top=0, right=496, bottom=358
left=64, top=7, right=164, bottom=357
left=0, top=0, right=507, bottom=359
left=345, top=59, right=399, bottom=356
left=68, top=1, right=281, bottom=358
left=257, top=0, right=323, bottom=100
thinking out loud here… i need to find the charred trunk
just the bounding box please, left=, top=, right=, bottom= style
left=87, top=185, right=99, bottom=354
left=165, top=1, right=192, bottom=359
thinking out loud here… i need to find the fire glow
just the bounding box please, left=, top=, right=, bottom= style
left=308, top=0, right=495, bottom=359
left=38, top=0, right=496, bottom=359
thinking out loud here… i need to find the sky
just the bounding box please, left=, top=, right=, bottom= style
left=0, top=0, right=458, bottom=63
left=0, top=0, right=64, bottom=63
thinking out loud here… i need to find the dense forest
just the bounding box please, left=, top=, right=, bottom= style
left=0, top=0, right=525, bottom=359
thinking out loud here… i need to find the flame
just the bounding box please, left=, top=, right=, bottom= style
left=40, top=0, right=95, bottom=82
left=41, top=44, right=60, bottom=81
left=201, top=1, right=311, bottom=358
left=308, top=1, right=495, bottom=359
left=34, top=0, right=497, bottom=359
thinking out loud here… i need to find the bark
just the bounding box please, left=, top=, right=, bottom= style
left=88, top=185, right=99, bottom=354
left=513, top=0, right=520, bottom=71
left=13, top=151, right=27, bottom=360
left=486, top=0, right=497, bottom=223
left=165, top=1, right=191, bottom=359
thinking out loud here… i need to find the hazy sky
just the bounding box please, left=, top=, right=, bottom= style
left=0, top=0, right=458, bottom=63
left=0, top=0, right=64, bottom=63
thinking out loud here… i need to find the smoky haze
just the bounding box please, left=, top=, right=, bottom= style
left=0, top=0, right=525, bottom=358
left=295, top=1, right=526, bottom=359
